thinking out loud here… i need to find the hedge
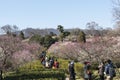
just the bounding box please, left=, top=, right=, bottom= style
left=4, top=69, right=65, bottom=80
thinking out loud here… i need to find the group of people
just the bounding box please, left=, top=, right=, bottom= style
left=40, top=51, right=59, bottom=69
left=98, top=59, right=116, bottom=80
left=68, top=59, right=116, bottom=80
left=40, top=51, right=116, bottom=80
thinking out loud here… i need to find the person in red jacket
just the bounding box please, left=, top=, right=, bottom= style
left=53, top=59, right=59, bottom=69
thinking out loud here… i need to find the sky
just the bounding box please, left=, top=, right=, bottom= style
left=0, top=0, right=114, bottom=30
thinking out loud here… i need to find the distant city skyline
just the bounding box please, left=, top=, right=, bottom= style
left=0, top=0, right=114, bottom=30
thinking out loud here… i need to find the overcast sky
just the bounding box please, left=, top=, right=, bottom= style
left=0, top=0, right=114, bottom=30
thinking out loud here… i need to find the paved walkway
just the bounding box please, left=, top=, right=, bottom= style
left=65, top=77, right=69, bottom=80
left=66, top=77, right=83, bottom=80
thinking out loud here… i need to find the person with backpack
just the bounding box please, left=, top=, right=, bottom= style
left=68, top=61, right=76, bottom=80
left=104, top=59, right=116, bottom=80
left=98, top=61, right=105, bottom=80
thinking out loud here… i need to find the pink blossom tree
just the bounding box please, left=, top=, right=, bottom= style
left=48, top=36, right=119, bottom=63
left=0, top=35, right=43, bottom=72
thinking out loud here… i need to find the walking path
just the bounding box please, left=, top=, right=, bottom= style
left=66, top=77, right=83, bottom=80
left=65, top=77, right=69, bottom=80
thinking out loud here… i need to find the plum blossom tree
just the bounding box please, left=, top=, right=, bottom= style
left=79, top=37, right=118, bottom=62
left=0, top=35, right=43, bottom=72
left=48, top=36, right=119, bottom=63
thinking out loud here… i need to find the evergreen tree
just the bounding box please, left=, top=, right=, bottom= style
left=77, top=31, right=86, bottom=43
left=57, top=25, right=70, bottom=41
left=19, top=31, right=25, bottom=39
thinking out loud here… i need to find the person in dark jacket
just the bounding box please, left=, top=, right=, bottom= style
left=104, top=59, right=116, bottom=80
left=69, top=61, right=76, bottom=80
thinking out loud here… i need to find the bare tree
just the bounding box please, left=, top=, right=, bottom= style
left=112, top=0, right=120, bottom=21
left=1, top=24, right=18, bottom=35
left=86, top=21, right=103, bottom=36
left=112, top=0, right=120, bottom=36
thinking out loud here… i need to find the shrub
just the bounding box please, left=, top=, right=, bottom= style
left=77, top=30, right=86, bottom=43
left=58, top=59, right=69, bottom=70
left=3, top=60, right=66, bottom=80
left=91, top=62, right=99, bottom=70
left=4, top=70, right=65, bottom=80
left=75, top=63, right=84, bottom=77
left=18, top=60, right=44, bottom=71
left=58, top=58, right=84, bottom=77
left=30, top=34, right=58, bottom=49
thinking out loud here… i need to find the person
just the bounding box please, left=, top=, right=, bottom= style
left=98, top=61, right=105, bottom=80
left=83, top=61, right=92, bottom=80
left=39, top=51, right=46, bottom=59
left=69, top=61, right=76, bottom=80
left=45, top=56, right=48, bottom=61
left=45, top=60, right=49, bottom=68
left=104, top=59, right=116, bottom=80
left=40, top=51, right=46, bottom=66
left=49, top=56, right=54, bottom=68
left=41, top=57, right=45, bottom=66
left=53, top=59, right=59, bottom=69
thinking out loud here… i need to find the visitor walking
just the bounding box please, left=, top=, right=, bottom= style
left=104, top=59, right=116, bottom=80
left=68, top=61, right=76, bottom=80
left=98, top=61, right=105, bottom=80
left=83, top=61, right=92, bottom=80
